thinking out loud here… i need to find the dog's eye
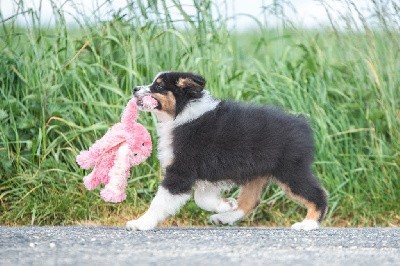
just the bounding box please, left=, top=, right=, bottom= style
left=155, top=85, right=163, bottom=91
left=152, top=84, right=167, bottom=95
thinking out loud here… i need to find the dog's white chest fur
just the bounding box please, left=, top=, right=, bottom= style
left=156, top=121, right=174, bottom=169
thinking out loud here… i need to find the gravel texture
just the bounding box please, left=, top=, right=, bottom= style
left=1, top=226, right=399, bottom=265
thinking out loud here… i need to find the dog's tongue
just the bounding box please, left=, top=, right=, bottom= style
left=141, top=95, right=158, bottom=109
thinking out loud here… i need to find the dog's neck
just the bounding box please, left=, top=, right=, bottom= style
left=155, top=91, right=220, bottom=170
left=155, top=90, right=220, bottom=126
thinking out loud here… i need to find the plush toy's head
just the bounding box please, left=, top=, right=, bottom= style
left=127, top=123, right=153, bottom=166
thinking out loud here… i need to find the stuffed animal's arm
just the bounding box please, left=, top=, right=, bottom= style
left=76, top=126, right=126, bottom=169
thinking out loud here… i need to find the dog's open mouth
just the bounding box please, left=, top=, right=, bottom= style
left=136, top=95, right=158, bottom=110
left=136, top=98, right=144, bottom=107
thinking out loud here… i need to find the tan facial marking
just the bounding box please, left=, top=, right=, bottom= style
left=177, top=78, right=195, bottom=89
left=237, top=177, right=270, bottom=214
left=152, top=91, right=176, bottom=117
left=156, top=78, right=163, bottom=84
left=275, top=181, right=321, bottom=221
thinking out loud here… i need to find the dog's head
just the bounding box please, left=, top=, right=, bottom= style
left=133, top=72, right=206, bottom=121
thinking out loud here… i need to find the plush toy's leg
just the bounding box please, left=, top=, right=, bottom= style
left=83, top=167, right=102, bottom=190
left=101, top=143, right=131, bottom=203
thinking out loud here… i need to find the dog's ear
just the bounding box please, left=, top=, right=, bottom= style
left=177, top=74, right=206, bottom=93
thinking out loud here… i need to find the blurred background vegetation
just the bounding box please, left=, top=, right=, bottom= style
left=0, top=0, right=399, bottom=227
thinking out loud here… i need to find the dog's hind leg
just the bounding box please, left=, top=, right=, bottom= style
left=210, top=177, right=269, bottom=225
left=194, top=181, right=237, bottom=213
left=275, top=171, right=328, bottom=231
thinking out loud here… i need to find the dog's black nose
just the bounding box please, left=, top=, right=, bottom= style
left=133, top=86, right=140, bottom=93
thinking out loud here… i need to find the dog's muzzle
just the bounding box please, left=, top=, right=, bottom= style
left=132, top=86, right=150, bottom=98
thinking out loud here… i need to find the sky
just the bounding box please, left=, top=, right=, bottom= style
left=0, top=0, right=374, bottom=29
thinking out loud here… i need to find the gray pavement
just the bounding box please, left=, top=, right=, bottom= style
left=1, top=226, right=399, bottom=265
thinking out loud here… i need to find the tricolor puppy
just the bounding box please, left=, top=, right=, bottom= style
left=127, top=71, right=328, bottom=231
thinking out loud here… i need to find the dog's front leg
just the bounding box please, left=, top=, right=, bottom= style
left=126, top=186, right=191, bottom=231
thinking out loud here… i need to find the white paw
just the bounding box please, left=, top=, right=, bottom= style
left=210, top=210, right=245, bottom=225
left=126, top=217, right=157, bottom=231
left=215, top=198, right=238, bottom=213
left=291, top=219, right=320, bottom=231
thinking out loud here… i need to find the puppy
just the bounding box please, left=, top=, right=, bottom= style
left=127, top=71, right=328, bottom=231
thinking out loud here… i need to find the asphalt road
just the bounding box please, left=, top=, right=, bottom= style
left=1, top=226, right=399, bottom=265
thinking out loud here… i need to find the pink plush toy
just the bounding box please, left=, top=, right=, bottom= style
left=76, top=96, right=158, bottom=203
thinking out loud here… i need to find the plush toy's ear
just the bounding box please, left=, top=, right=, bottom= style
left=176, top=74, right=206, bottom=94
left=121, top=98, right=139, bottom=124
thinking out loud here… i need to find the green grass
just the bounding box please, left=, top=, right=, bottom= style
left=0, top=0, right=399, bottom=227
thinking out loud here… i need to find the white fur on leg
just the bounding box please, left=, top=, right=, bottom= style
left=291, top=219, right=320, bottom=231
left=126, top=186, right=190, bottom=231
left=194, top=181, right=237, bottom=213
left=210, top=210, right=245, bottom=225
left=216, top=198, right=238, bottom=213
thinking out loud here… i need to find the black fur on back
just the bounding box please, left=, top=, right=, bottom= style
left=161, top=101, right=318, bottom=194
